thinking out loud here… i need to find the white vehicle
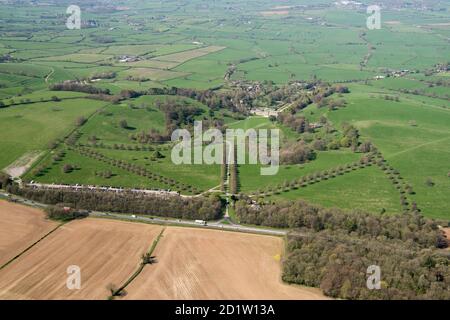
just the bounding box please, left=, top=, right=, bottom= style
left=195, top=220, right=207, bottom=226
left=131, top=215, right=137, bottom=218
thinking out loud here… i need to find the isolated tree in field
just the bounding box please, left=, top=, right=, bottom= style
left=106, top=283, right=118, bottom=297
left=405, top=184, right=414, bottom=195
left=141, top=253, right=156, bottom=265
left=62, top=164, right=73, bottom=173
left=119, top=119, right=128, bottom=129
left=75, top=116, right=87, bottom=126
left=153, top=150, right=164, bottom=159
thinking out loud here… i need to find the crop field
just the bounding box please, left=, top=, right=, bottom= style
left=124, top=227, right=327, bottom=300
left=0, top=203, right=326, bottom=300
left=0, top=201, right=58, bottom=267
left=0, top=218, right=163, bottom=299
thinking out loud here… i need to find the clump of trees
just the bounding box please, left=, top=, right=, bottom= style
left=90, top=71, right=116, bottom=80
left=234, top=198, right=449, bottom=299
left=45, top=204, right=88, bottom=222
left=283, top=230, right=449, bottom=300
left=119, top=119, right=128, bottom=129
left=0, top=173, right=12, bottom=189
left=62, top=164, right=74, bottom=174
left=277, top=114, right=311, bottom=134
left=280, top=141, right=315, bottom=165
left=95, top=170, right=113, bottom=179
left=128, top=98, right=204, bottom=144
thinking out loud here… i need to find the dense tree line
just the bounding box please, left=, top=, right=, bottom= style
left=90, top=71, right=116, bottom=80
left=50, top=81, right=110, bottom=95
left=235, top=199, right=446, bottom=246
left=10, top=187, right=223, bottom=221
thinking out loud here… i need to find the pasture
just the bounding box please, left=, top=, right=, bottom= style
left=0, top=99, right=107, bottom=170
left=0, top=0, right=448, bottom=219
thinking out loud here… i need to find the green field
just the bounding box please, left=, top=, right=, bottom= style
left=268, top=166, right=402, bottom=214
left=0, top=98, right=106, bottom=169
left=0, top=0, right=448, bottom=220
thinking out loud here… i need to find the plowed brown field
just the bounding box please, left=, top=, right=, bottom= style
left=124, top=227, right=327, bottom=300
left=0, top=218, right=162, bottom=299
left=0, top=200, right=58, bottom=267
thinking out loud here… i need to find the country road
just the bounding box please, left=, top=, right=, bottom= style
left=89, top=211, right=288, bottom=236
left=1, top=192, right=288, bottom=237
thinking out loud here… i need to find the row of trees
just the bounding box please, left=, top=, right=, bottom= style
left=10, top=186, right=222, bottom=221
left=220, top=143, right=227, bottom=192
left=250, top=157, right=373, bottom=198
left=74, top=147, right=200, bottom=194
left=229, top=145, right=238, bottom=194
left=371, top=150, right=416, bottom=212
left=50, top=81, right=110, bottom=95
left=83, top=140, right=168, bottom=152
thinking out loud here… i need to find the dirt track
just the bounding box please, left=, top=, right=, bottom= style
left=124, top=227, right=327, bottom=300
left=0, top=218, right=162, bottom=299
left=0, top=200, right=58, bottom=267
